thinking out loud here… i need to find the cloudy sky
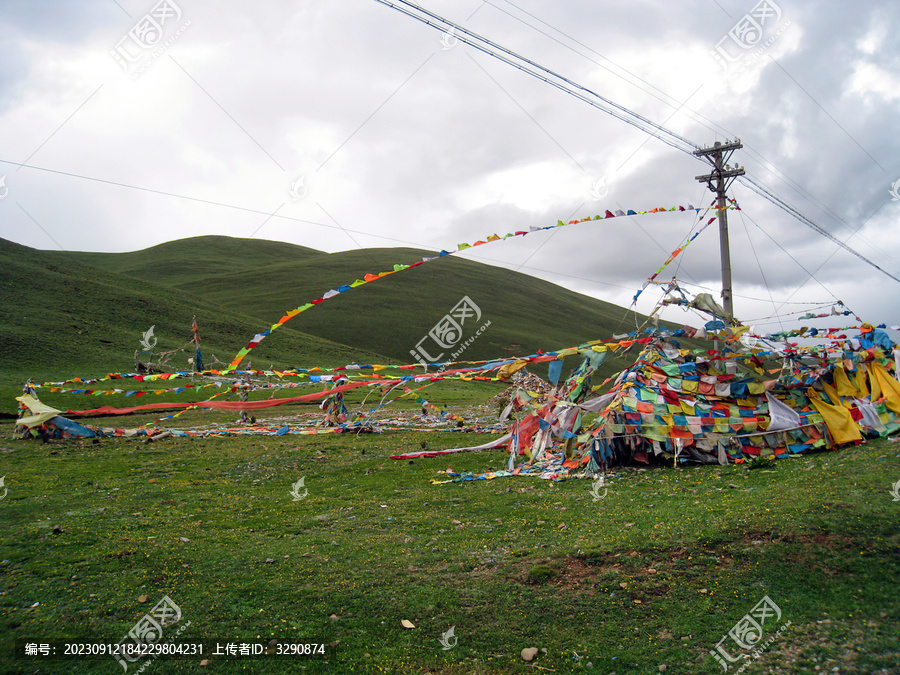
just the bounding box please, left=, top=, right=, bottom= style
left=1, top=0, right=899, bottom=340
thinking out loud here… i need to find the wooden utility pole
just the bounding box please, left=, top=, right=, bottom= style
left=694, top=140, right=744, bottom=322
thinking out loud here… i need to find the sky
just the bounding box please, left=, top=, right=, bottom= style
left=1, top=0, right=899, bottom=342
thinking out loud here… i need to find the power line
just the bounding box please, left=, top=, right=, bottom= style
left=490, top=0, right=871, bottom=248
left=0, top=158, right=417, bottom=248
left=372, top=0, right=699, bottom=155
left=738, top=175, right=900, bottom=285
left=374, top=0, right=900, bottom=289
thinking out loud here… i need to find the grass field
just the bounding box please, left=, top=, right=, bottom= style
left=1, top=416, right=899, bottom=674
left=3, top=234, right=899, bottom=673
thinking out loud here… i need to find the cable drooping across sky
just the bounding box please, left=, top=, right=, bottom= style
left=373, top=0, right=899, bottom=287
left=372, top=0, right=699, bottom=156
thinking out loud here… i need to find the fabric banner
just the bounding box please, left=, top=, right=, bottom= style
left=765, top=392, right=801, bottom=431
left=390, top=433, right=512, bottom=459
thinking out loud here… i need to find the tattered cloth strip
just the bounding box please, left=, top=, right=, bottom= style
left=391, top=433, right=512, bottom=459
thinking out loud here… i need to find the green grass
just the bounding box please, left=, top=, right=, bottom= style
left=1, top=422, right=898, bottom=674
left=0, top=237, right=390, bottom=392
left=53, top=234, right=663, bottom=364
left=4, top=234, right=898, bottom=673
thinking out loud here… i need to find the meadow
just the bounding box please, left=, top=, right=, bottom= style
left=1, top=401, right=899, bottom=674
left=2, top=235, right=898, bottom=672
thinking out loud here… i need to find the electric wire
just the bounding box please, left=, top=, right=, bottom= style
left=491, top=0, right=882, bottom=253
left=733, top=195, right=845, bottom=312
left=738, top=175, right=900, bottom=285
left=372, top=0, right=699, bottom=156
left=736, top=208, right=782, bottom=332
left=375, top=0, right=899, bottom=289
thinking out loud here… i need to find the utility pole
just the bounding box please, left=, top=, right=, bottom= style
left=694, top=139, right=744, bottom=322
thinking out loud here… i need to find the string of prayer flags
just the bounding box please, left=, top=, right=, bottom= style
left=225, top=202, right=724, bottom=371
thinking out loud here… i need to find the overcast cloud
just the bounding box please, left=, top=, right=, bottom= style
left=1, top=0, right=899, bottom=341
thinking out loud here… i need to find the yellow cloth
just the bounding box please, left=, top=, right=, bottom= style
left=869, top=364, right=882, bottom=403
left=497, top=359, right=528, bottom=381
left=15, top=395, right=62, bottom=428
left=855, top=367, right=870, bottom=398
left=822, top=382, right=844, bottom=407
left=833, top=366, right=861, bottom=398
left=806, top=388, right=862, bottom=445
left=747, top=382, right=766, bottom=395
left=868, top=362, right=900, bottom=415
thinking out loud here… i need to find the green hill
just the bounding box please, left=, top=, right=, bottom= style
left=0, top=238, right=389, bottom=385
left=2, top=233, right=664, bottom=389
left=59, top=235, right=324, bottom=287
left=58, top=236, right=649, bottom=365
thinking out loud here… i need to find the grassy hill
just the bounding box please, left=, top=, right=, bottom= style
left=58, top=236, right=651, bottom=365
left=0, top=238, right=390, bottom=386
left=59, top=235, right=324, bottom=288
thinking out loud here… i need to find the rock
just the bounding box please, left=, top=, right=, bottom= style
left=179, top=537, right=190, bottom=543
left=52, top=525, right=62, bottom=535
left=199, top=659, right=210, bottom=666
left=265, top=558, right=274, bottom=564
left=329, top=614, right=340, bottom=622
left=521, top=647, right=539, bottom=662
left=660, top=666, right=667, bottom=672
left=138, top=595, right=149, bottom=603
